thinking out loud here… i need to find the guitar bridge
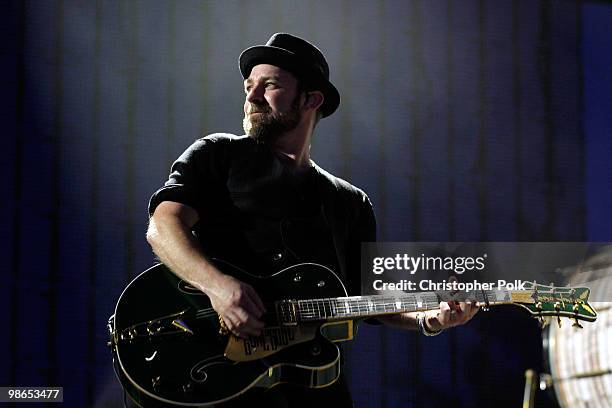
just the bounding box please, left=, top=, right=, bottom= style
left=115, top=310, right=193, bottom=344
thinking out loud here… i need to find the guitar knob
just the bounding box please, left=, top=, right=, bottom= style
left=152, top=376, right=162, bottom=391
left=182, top=382, right=193, bottom=394
left=311, top=344, right=321, bottom=356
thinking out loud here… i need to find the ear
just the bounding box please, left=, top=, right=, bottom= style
left=305, top=91, right=324, bottom=111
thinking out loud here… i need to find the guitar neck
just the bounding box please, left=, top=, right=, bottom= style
left=291, top=289, right=515, bottom=322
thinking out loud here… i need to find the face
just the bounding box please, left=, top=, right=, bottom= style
left=242, top=64, right=304, bottom=143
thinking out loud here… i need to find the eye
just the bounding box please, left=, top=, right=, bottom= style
left=265, top=82, right=278, bottom=89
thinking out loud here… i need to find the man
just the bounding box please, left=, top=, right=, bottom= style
left=146, top=33, right=477, bottom=407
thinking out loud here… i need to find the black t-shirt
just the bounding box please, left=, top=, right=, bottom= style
left=148, top=133, right=377, bottom=407
left=149, top=133, right=376, bottom=295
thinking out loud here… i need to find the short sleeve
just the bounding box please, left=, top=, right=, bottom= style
left=358, top=194, right=377, bottom=243
left=148, top=136, right=230, bottom=217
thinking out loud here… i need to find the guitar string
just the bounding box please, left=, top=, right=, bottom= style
left=192, top=296, right=442, bottom=316
left=192, top=291, right=492, bottom=321
left=191, top=290, right=527, bottom=320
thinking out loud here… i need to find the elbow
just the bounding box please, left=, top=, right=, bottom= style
left=146, top=217, right=161, bottom=249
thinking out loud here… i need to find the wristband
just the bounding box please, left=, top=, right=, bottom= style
left=417, top=313, right=443, bottom=337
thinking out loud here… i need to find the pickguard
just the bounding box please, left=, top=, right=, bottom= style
left=224, top=325, right=317, bottom=362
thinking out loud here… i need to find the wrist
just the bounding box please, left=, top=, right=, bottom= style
left=424, top=313, right=442, bottom=332
left=417, top=313, right=443, bottom=336
left=195, top=262, right=226, bottom=296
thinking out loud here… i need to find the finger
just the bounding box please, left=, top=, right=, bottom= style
left=248, top=315, right=265, bottom=330
left=459, top=301, right=472, bottom=314
left=469, top=301, right=480, bottom=315
left=440, top=301, right=451, bottom=313
left=223, top=314, right=241, bottom=336
left=242, top=289, right=265, bottom=319
left=247, top=286, right=266, bottom=314
left=244, top=286, right=266, bottom=316
left=469, top=302, right=480, bottom=318
left=457, top=302, right=477, bottom=323
left=234, top=308, right=265, bottom=333
left=226, top=312, right=255, bottom=338
left=449, top=301, right=462, bottom=313
left=438, top=302, right=451, bottom=326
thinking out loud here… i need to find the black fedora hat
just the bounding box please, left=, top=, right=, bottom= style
left=239, top=33, right=340, bottom=118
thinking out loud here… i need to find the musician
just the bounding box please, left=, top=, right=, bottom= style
left=146, top=33, right=478, bottom=407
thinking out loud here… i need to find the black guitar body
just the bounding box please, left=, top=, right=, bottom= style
left=110, top=261, right=349, bottom=407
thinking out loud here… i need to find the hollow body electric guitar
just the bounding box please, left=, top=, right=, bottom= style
left=108, top=260, right=597, bottom=407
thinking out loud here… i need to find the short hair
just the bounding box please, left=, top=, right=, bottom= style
left=296, top=78, right=324, bottom=124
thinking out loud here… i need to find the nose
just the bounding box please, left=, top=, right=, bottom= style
left=246, top=84, right=265, bottom=105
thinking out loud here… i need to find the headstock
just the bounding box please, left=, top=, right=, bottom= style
left=509, top=281, right=597, bottom=328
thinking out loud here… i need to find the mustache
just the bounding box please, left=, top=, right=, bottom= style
left=246, top=104, right=271, bottom=115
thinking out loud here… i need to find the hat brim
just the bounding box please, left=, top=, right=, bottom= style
left=239, top=45, right=340, bottom=118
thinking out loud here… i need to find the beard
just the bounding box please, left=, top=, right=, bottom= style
left=243, top=96, right=302, bottom=144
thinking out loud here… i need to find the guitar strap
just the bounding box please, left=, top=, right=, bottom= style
left=310, top=161, right=377, bottom=299
left=311, top=162, right=348, bottom=282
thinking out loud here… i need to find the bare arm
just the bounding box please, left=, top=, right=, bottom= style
left=379, top=301, right=479, bottom=332
left=146, top=201, right=265, bottom=337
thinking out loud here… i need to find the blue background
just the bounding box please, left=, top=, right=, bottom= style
left=2, top=1, right=611, bottom=407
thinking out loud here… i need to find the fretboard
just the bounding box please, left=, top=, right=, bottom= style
left=281, top=290, right=512, bottom=323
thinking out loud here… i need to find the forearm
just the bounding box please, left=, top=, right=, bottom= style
left=378, top=311, right=441, bottom=332
left=146, top=214, right=223, bottom=297
left=378, top=313, right=419, bottom=330
left=381, top=301, right=479, bottom=333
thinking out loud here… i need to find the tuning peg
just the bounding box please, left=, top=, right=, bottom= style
left=553, top=302, right=562, bottom=328
left=571, top=303, right=583, bottom=329
left=572, top=317, right=583, bottom=329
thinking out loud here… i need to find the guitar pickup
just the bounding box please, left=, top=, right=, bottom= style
left=276, top=300, right=299, bottom=326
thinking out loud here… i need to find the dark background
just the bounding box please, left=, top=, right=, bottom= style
left=2, top=1, right=611, bottom=407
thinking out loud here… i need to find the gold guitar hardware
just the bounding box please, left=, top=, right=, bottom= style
left=572, top=303, right=583, bottom=329
left=219, top=315, right=229, bottom=335
left=554, top=302, right=562, bottom=328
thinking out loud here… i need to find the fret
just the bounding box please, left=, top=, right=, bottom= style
left=289, top=289, right=518, bottom=324
left=331, top=299, right=337, bottom=317
left=294, top=292, right=447, bottom=322
left=406, top=296, right=418, bottom=313
left=322, top=299, right=332, bottom=318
